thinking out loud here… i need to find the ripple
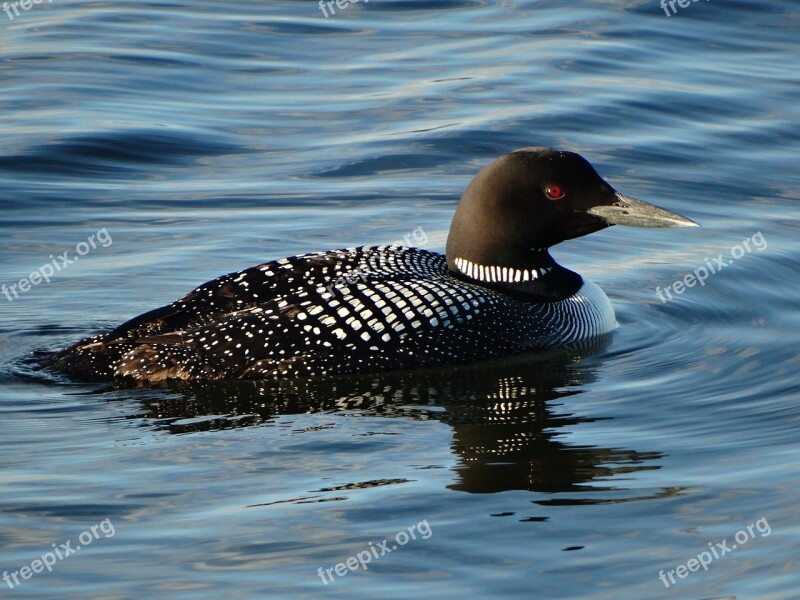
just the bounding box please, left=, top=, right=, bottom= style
left=0, top=128, right=244, bottom=176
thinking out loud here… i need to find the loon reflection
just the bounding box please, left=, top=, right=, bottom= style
left=124, top=337, right=671, bottom=498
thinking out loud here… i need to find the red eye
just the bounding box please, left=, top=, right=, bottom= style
left=545, top=185, right=565, bottom=200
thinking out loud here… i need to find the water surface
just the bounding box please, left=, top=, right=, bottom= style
left=1, top=1, right=799, bottom=598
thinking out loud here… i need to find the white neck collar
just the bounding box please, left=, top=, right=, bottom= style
left=453, top=257, right=552, bottom=284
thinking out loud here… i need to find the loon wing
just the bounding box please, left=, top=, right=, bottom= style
left=54, top=246, right=512, bottom=380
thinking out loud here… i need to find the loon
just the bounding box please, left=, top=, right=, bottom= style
left=50, top=148, right=697, bottom=383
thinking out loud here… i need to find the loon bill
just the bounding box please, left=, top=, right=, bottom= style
left=49, top=147, right=698, bottom=383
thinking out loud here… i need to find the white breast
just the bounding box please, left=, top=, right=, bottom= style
left=549, top=278, right=617, bottom=344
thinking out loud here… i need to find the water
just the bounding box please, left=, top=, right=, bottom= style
left=1, top=1, right=799, bottom=598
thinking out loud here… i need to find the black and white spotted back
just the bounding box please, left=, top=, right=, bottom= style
left=53, top=246, right=616, bottom=382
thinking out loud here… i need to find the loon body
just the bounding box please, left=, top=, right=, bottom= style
left=51, top=148, right=697, bottom=382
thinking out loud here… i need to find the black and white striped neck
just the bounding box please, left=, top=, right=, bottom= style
left=448, top=250, right=583, bottom=301
left=452, top=257, right=554, bottom=284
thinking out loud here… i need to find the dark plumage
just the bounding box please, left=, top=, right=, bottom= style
left=49, top=148, right=697, bottom=382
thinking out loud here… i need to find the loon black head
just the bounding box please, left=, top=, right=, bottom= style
left=445, top=147, right=698, bottom=296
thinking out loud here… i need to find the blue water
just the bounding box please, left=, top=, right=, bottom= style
left=1, top=1, right=799, bottom=598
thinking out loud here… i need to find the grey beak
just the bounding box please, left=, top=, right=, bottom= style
left=588, top=193, right=699, bottom=228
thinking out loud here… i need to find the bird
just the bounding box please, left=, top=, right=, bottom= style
left=48, top=147, right=698, bottom=383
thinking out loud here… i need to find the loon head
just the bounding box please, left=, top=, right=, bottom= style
left=446, top=147, right=698, bottom=291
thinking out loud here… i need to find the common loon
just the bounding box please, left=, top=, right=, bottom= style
left=50, top=147, right=697, bottom=383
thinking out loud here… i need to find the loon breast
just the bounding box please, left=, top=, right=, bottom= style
left=543, top=278, right=617, bottom=345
